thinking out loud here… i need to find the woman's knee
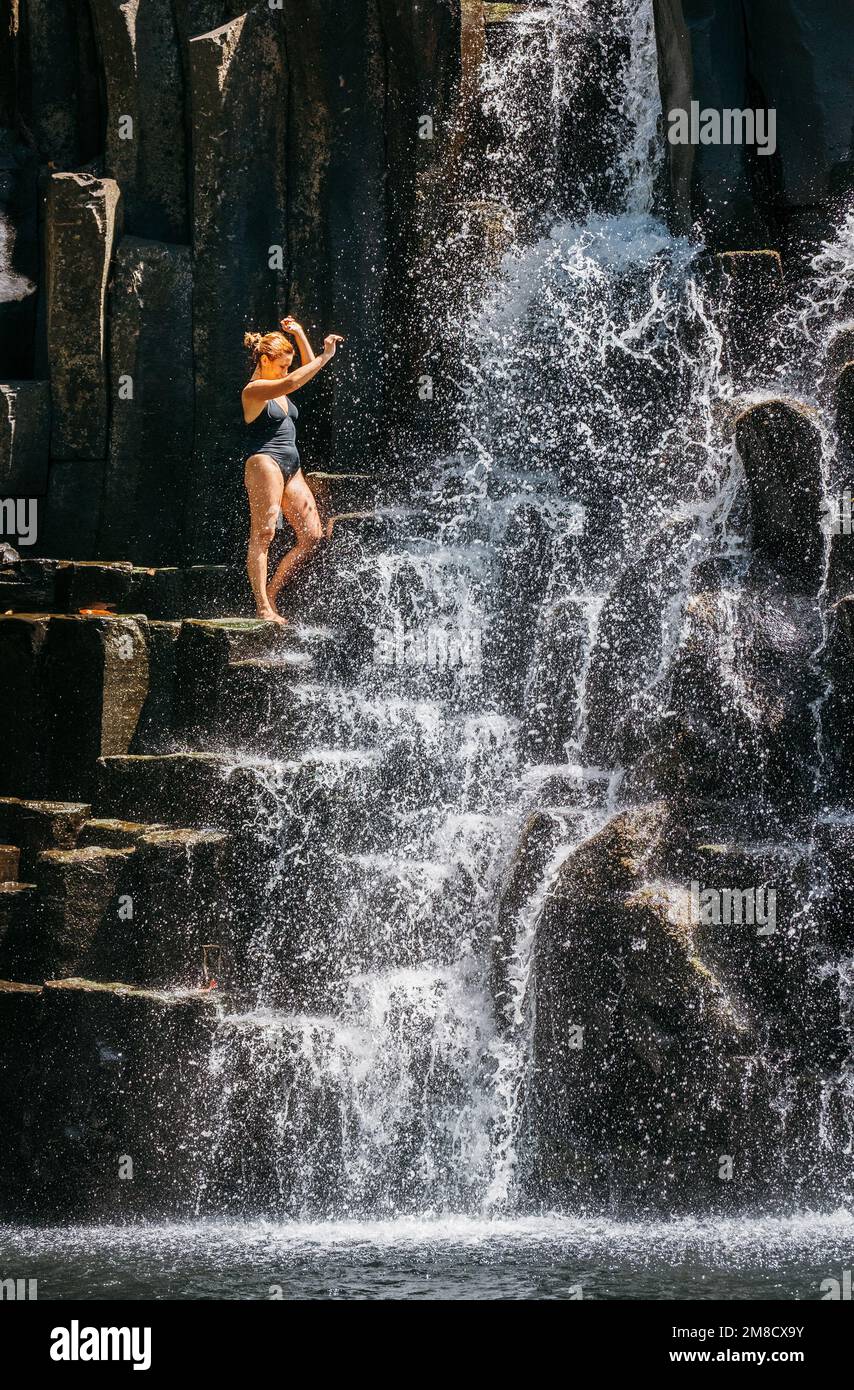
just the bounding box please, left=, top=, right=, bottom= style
left=251, top=522, right=277, bottom=549
left=303, top=515, right=324, bottom=549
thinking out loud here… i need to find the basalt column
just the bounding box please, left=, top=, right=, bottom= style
left=283, top=0, right=388, bottom=477
left=654, top=0, right=854, bottom=247
left=98, top=238, right=194, bottom=565
left=88, top=0, right=189, bottom=244
left=187, top=7, right=287, bottom=564
left=376, top=0, right=461, bottom=455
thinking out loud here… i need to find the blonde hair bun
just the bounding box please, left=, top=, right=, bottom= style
left=244, top=329, right=291, bottom=365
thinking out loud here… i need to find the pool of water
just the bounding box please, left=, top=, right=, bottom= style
left=2, top=1211, right=853, bottom=1300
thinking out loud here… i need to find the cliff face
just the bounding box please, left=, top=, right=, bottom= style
left=0, top=1, right=463, bottom=566
left=654, top=0, right=854, bottom=247
left=1, top=3, right=854, bottom=1223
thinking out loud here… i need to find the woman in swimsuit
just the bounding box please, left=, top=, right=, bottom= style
left=242, top=316, right=343, bottom=623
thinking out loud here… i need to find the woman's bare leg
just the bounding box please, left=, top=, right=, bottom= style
left=245, top=453, right=287, bottom=623
left=266, top=469, right=325, bottom=607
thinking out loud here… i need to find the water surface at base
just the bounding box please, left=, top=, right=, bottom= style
left=2, top=1212, right=852, bottom=1300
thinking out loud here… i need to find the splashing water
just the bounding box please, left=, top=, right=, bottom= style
left=191, top=0, right=853, bottom=1220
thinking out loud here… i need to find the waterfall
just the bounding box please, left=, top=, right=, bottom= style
left=191, top=0, right=854, bottom=1221
left=195, top=0, right=720, bottom=1219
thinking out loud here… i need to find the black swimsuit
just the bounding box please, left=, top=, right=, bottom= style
left=244, top=396, right=301, bottom=479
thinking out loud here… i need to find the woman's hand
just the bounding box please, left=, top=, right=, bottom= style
left=323, top=334, right=344, bottom=358
left=280, top=316, right=302, bottom=335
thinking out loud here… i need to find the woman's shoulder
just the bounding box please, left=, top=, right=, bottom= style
left=242, top=396, right=269, bottom=425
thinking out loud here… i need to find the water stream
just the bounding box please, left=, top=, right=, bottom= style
left=191, top=0, right=749, bottom=1222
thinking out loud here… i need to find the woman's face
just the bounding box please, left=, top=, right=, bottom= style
left=261, top=346, right=294, bottom=378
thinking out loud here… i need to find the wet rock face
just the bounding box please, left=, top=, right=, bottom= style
left=89, top=0, right=189, bottom=243
left=583, top=517, right=697, bottom=767
left=45, top=173, right=123, bottom=462
left=629, top=588, right=825, bottom=807
left=0, top=980, right=219, bottom=1220
left=15, top=0, right=102, bottom=169
left=98, top=238, right=194, bottom=565
left=0, top=133, right=39, bottom=378
left=531, top=806, right=850, bottom=1210
left=187, top=6, right=289, bottom=563
left=0, top=382, right=50, bottom=497
left=655, top=0, right=854, bottom=246
left=0, top=613, right=150, bottom=801
left=735, top=400, right=826, bottom=589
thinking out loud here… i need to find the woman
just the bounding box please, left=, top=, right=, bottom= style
left=242, top=316, right=343, bottom=623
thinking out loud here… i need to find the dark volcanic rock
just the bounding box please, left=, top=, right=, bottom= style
left=283, top=1, right=388, bottom=475
left=626, top=587, right=824, bottom=808
left=532, top=805, right=847, bottom=1209
left=519, top=598, right=589, bottom=762
left=0, top=980, right=219, bottom=1220
left=0, top=616, right=52, bottom=798
left=0, top=134, right=39, bottom=379
left=0, top=846, right=20, bottom=882
left=96, top=752, right=269, bottom=828
left=532, top=805, right=751, bottom=1206
left=89, top=0, right=188, bottom=242
left=42, top=616, right=150, bottom=800
left=131, top=620, right=181, bottom=753
left=835, top=360, right=854, bottom=455
left=53, top=560, right=136, bottom=612
left=0, top=886, right=38, bottom=982
left=0, top=612, right=153, bottom=798
left=17, top=0, right=102, bottom=167
left=583, top=517, right=697, bottom=766
left=45, top=173, right=123, bottom=461
left=0, top=797, right=91, bottom=879
left=0, top=382, right=50, bottom=497
left=821, top=595, right=854, bottom=802
left=735, top=399, right=825, bottom=590
left=0, top=557, right=56, bottom=611
left=652, top=0, right=693, bottom=232
left=33, top=460, right=104, bottom=561
left=33, top=845, right=136, bottom=981
left=712, top=251, right=783, bottom=387
left=0, top=980, right=44, bottom=1215
left=97, top=828, right=232, bottom=989
left=658, top=0, right=854, bottom=245
left=98, top=238, right=194, bottom=565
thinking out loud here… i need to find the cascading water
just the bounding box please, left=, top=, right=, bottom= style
left=189, top=0, right=854, bottom=1222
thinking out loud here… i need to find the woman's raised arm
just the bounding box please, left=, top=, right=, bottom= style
left=243, top=334, right=343, bottom=410
left=281, top=316, right=316, bottom=365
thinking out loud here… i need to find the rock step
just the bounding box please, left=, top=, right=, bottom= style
left=209, top=680, right=460, bottom=759
left=0, top=613, right=150, bottom=802
left=0, top=611, right=360, bottom=798
left=0, top=976, right=221, bottom=1218
left=0, top=798, right=91, bottom=879
left=0, top=486, right=386, bottom=620
left=0, top=846, right=20, bottom=883
left=823, top=324, right=854, bottom=401
left=171, top=618, right=345, bottom=744
left=0, top=560, right=245, bottom=620
left=711, top=250, right=783, bottom=385
left=0, top=824, right=234, bottom=990
left=199, top=661, right=452, bottom=755
left=95, top=751, right=372, bottom=836
left=0, top=884, right=39, bottom=983
left=78, top=817, right=169, bottom=848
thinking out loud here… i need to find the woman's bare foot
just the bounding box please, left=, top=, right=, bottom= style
left=256, top=606, right=288, bottom=625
